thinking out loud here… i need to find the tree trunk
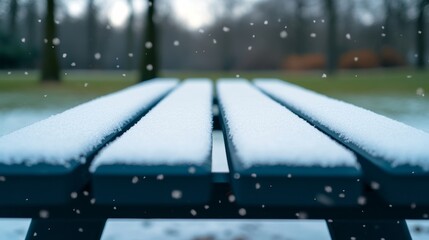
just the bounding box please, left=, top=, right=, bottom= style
left=41, top=0, right=60, bottom=82
left=139, top=0, right=158, bottom=82
left=325, top=0, right=337, bottom=74
left=127, top=0, right=135, bottom=70
left=26, top=0, right=38, bottom=68
left=294, top=0, right=306, bottom=55
left=87, top=0, right=97, bottom=69
left=8, top=0, right=18, bottom=39
left=382, top=0, right=393, bottom=47
left=416, top=0, right=427, bottom=69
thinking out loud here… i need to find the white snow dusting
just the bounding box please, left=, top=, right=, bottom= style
left=255, top=79, right=429, bottom=169
left=217, top=80, right=357, bottom=168
left=91, top=79, right=213, bottom=171
left=0, top=79, right=178, bottom=166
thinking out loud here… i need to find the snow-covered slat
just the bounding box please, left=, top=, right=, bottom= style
left=218, top=80, right=357, bottom=168
left=0, top=79, right=178, bottom=166
left=91, top=79, right=213, bottom=205
left=217, top=80, right=361, bottom=206
left=255, top=79, right=429, bottom=169
left=255, top=79, right=429, bottom=204
left=0, top=78, right=178, bottom=205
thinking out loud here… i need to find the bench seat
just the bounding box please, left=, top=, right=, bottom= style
left=0, top=77, right=426, bottom=240
left=91, top=79, right=213, bottom=205
left=217, top=80, right=361, bottom=206
left=0, top=79, right=178, bottom=205
left=255, top=79, right=429, bottom=204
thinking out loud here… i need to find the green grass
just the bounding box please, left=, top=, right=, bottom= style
left=1, top=68, right=428, bottom=102
left=161, top=68, right=429, bottom=96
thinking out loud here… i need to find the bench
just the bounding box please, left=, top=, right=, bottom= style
left=0, top=78, right=428, bottom=240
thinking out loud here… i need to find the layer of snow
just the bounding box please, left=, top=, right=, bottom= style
left=91, top=79, right=213, bottom=171
left=217, top=80, right=357, bottom=168
left=212, top=130, right=229, bottom=173
left=1, top=218, right=429, bottom=240
left=0, top=79, right=178, bottom=166
left=101, top=219, right=331, bottom=240
left=255, top=79, right=429, bottom=169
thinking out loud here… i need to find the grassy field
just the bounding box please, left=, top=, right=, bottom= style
left=0, top=68, right=428, bottom=109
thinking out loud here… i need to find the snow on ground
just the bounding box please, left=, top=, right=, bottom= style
left=255, top=79, right=429, bottom=169
left=0, top=108, right=62, bottom=136
left=0, top=79, right=178, bottom=166
left=212, top=130, right=229, bottom=173
left=217, top=79, right=357, bottom=168
left=101, top=219, right=331, bottom=240
left=91, top=80, right=212, bottom=171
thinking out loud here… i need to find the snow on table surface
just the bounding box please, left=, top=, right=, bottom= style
left=0, top=79, right=178, bottom=166
left=217, top=79, right=357, bottom=169
left=91, top=79, right=213, bottom=171
left=255, top=79, right=429, bottom=169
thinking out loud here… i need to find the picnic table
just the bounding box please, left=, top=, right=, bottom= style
left=0, top=78, right=428, bottom=240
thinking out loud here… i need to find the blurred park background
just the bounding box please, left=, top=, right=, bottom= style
left=0, top=0, right=428, bottom=76
left=0, top=1, right=429, bottom=239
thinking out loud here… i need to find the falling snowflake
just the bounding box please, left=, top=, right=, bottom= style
left=324, top=186, right=332, bottom=193
left=171, top=190, right=183, bottom=199
left=131, top=176, right=139, bottom=184
left=345, top=33, right=351, bottom=40
left=39, top=210, right=49, bottom=219
left=264, top=20, right=268, bottom=25
left=238, top=208, right=247, bottom=216
left=94, top=53, right=101, bottom=60
left=280, top=30, right=288, bottom=39
left=145, top=41, right=153, bottom=49
left=310, top=33, right=317, bottom=38
left=52, top=38, right=61, bottom=45
left=70, top=192, right=78, bottom=199
left=173, top=40, right=180, bottom=46
left=416, top=87, right=425, bottom=97
left=223, top=26, right=230, bottom=32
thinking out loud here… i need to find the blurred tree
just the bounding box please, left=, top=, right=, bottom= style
left=140, top=0, right=158, bottom=81
left=382, top=0, right=393, bottom=47
left=26, top=0, right=38, bottom=67
left=416, top=0, right=428, bottom=69
left=41, top=0, right=60, bottom=82
left=220, top=0, right=240, bottom=71
left=325, top=0, right=338, bottom=73
left=127, top=0, right=135, bottom=70
left=8, top=0, right=18, bottom=39
left=87, top=0, right=97, bottom=68
left=294, top=0, right=306, bottom=54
